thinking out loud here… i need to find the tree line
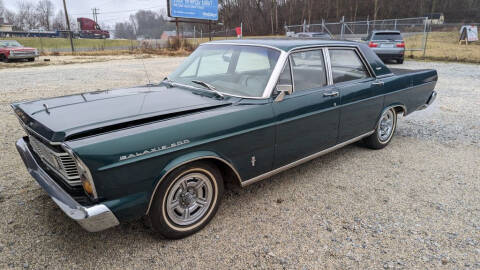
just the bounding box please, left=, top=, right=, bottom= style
left=115, top=10, right=174, bottom=39
left=1, top=0, right=479, bottom=38
left=218, top=0, right=480, bottom=35
left=0, top=0, right=77, bottom=31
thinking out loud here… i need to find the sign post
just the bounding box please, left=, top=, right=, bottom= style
left=459, top=25, right=479, bottom=45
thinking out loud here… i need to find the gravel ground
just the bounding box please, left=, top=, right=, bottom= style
left=0, top=57, right=479, bottom=269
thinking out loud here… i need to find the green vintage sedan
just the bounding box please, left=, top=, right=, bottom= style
left=12, top=39, right=438, bottom=239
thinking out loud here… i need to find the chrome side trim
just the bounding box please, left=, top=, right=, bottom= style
left=240, top=131, right=375, bottom=187
left=145, top=155, right=243, bottom=214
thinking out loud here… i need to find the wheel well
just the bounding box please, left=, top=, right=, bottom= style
left=203, top=158, right=242, bottom=186
left=393, top=105, right=406, bottom=116
left=146, top=157, right=242, bottom=214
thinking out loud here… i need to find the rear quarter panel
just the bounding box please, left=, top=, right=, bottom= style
left=383, top=69, right=438, bottom=115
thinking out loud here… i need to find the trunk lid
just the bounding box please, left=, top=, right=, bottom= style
left=12, top=85, right=232, bottom=142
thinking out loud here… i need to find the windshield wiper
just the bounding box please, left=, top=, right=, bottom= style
left=162, top=77, right=176, bottom=88
left=191, top=80, right=225, bottom=99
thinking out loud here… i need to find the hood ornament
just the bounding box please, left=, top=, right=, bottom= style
left=43, top=103, right=50, bottom=114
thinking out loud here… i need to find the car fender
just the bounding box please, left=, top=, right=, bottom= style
left=146, top=150, right=241, bottom=214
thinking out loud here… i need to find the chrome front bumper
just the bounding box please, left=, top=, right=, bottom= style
left=8, top=53, right=39, bottom=59
left=16, top=138, right=119, bottom=232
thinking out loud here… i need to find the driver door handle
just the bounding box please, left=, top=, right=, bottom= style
left=323, top=91, right=339, bottom=97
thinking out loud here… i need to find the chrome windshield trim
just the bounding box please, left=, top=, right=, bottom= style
left=263, top=50, right=289, bottom=98
left=188, top=43, right=288, bottom=100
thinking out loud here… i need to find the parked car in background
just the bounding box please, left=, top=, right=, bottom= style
left=363, top=30, right=405, bottom=63
left=0, top=40, right=39, bottom=62
left=13, top=39, right=437, bottom=239
left=295, top=32, right=332, bottom=39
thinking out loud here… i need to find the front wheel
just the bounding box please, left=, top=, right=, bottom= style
left=147, top=161, right=224, bottom=239
left=0, top=54, right=8, bottom=62
left=364, top=108, right=397, bottom=149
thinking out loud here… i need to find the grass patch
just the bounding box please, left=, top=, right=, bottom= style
left=405, top=32, right=480, bottom=63
left=41, top=48, right=192, bottom=57
left=0, top=37, right=139, bottom=50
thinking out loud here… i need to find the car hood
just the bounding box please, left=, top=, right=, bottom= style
left=12, top=85, right=233, bottom=142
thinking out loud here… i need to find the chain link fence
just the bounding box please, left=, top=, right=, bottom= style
left=286, top=17, right=429, bottom=53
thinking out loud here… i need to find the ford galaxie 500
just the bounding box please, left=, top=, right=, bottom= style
left=12, top=39, right=437, bottom=239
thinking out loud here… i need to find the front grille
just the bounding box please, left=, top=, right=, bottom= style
left=12, top=51, right=35, bottom=56
left=29, top=135, right=81, bottom=186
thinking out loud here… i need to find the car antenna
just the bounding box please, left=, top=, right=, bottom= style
left=140, top=57, right=153, bottom=86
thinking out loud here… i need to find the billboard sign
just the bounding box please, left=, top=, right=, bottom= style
left=168, top=0, right=218, bottom=21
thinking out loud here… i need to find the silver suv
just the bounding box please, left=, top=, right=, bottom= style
left=363, top=30, right=405, bottom=64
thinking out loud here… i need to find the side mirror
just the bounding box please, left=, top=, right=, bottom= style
left=274, top=84, right=293, bottom=102
left=222, top=54, right=231, bottom=62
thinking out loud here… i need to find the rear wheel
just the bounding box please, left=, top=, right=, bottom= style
left=397, top=57, right=404, bottom=64
left=364, top=108, right=397, bottom=149
left=148, top=161, right=224, bottom=239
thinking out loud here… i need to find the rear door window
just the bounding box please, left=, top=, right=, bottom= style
left=329, top=49, right=370, bottom=84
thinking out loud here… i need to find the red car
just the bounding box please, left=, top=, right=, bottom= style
left=0, top=40, right=39, bottom=62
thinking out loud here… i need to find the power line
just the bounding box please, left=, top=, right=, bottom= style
left=92, top=8, right=99, bottom=23
left=71, top=5, right=163, bottom=16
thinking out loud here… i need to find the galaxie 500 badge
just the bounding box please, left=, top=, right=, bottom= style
left=120, top=140, right=190, bottom=161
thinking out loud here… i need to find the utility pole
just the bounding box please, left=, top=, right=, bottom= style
left=62, top=0, right=74, bottom=52
left=92, top=8, right=99, bottom=23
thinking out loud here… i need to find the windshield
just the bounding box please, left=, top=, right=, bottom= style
left=372, top=33, right=403, bottom=41
left=169, top=44, right=281, bottom=98
left=0, top=40, right=22, bottom=47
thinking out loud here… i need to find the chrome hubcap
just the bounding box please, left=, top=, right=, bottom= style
left=378, top=110, right=394, bottom=142
left=166, top=172, right=213, bottom=226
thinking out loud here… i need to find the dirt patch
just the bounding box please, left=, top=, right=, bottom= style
left=0, top=58, right=479, bottom=269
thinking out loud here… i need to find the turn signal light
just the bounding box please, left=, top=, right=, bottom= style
left=82, top=176, right=94, bottom=195
left=368, top=42, right=378, bottom=48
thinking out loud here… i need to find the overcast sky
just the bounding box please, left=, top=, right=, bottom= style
left=3, top=0, right=168, bottom=26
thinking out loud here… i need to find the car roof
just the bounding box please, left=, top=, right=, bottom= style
left=297, top=32, right=328, bottom=34
left=207, top=38, right=359, bottom=52
left=372, top=30, right=401, bottom=34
